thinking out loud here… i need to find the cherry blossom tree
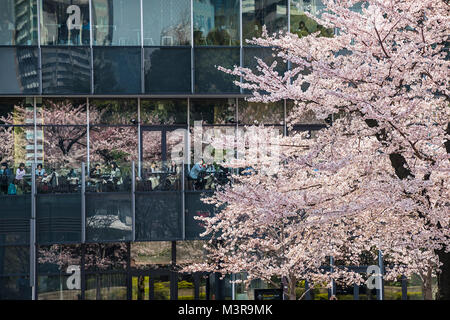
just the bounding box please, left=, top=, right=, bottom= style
left=186, top=0, right=449, bottom=300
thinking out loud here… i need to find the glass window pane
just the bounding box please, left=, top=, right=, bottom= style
left=0, top=47, right=39, bottom=94
left=85, top=273, right=127, bottom=300
left=38, top=275, right=81, bottom=300
left=86, top=193, right=132, bottom=242
left=140, top=99, right=187, bottom=125
left=93, top=47, right=141, bottom=94
left=193, top=0, right=240, bottom=46
left=0, top=0, right=38, bottom=45
left=243, top=46, right=287, bottom=76
left=238, top=99, right=284, bottom=125
left=0, top=246, right=29, bottom=275
left=0, top=195, right=31, bottom=246
left=84, top=243, right=128, bottom=272
left=242, top=0, right=288, bottom=41
left=0, top=98, right=34, bottom=126
left=176, top=241, right=207, bottom=265
left=135, top=193, right=182, bottom=241
left=37, top=245, right=81, bottom=274
left=290, top=0, right=333, bottom=38
left=39, top=99, right=87, bottom=125
left=190, top=99, right=236, bottom=125
left=194, top=48, right=240, bottom=94
left=37, top=194, right=82, bottom=243
left=41, top=47, right=91, bottom=94
left=144, top=48, right=191, bottom=93
left=143, top=0, right=191, bottom=46
left=41, top=0, right=90, bottom=45
left=92, top=0, right=141, bottom=46
left=89, top=127, right=137, bottom=164
left=0, top=276, right=31, bottom=300
left=185, top=192, right=216, bottom=240
left=89, top=99, right=137, bottom=125
left=131, top=242, right=172, bottom=270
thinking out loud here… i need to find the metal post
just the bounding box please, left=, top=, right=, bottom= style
left=137, top=98, right=141, bottom=178
left=140, top=0, right=144, bottom=93
left=330, top=256, right=335, bottom=297
left=190, top=0, right=194, bottom=94
left=131, top=161, right=136, bottom=242
left=181, top=159, right=185, bottom=240
left=30, top=162, right=36, bottom=300
left=378, top=250, right=384, bottom=300
left=81, top=162, right=86, bottom=243
left=89, top=0, right=94, bottom=94
left=239, top=0, right=243, bottom=94
left=86, top=98, right=90, bottom=173
left=37, top=0, right=42, bottom=94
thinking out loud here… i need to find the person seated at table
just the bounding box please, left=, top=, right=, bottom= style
left=89, top=163, right=104, bottom=192
left=35, top=164, right=47, bottom=177
left=15, top=163, right=27, bottom=192
left=168, top=160, right=180, bottom=174
left=0, top=162, right=12, bottom=195
left=108, top=162, right=123, bottom=186
left=189, top=160, right=207, bottom=189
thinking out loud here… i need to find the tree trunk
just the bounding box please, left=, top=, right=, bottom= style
left=422, top=269, right=433, bottom=300
left=437, top=250, right=450, bottom=300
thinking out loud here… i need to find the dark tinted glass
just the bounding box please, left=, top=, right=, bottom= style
left=242, top=0, right=288, bottom=40
left=41, top=0, right=90, bottom=45
left=194, top=47, right=240, bottom=93
left=41, top=47, right=91, bottom=94
left=144, top=47, right=191, bottom=93
left=193, top=0, right=240, bottom=46
left=140, top=99, right=187, bottom=125
left=185, top=192, right=215, bottom=240
left=86, top=193, right=132, bottom=242
left=93, top=47, right=141, bottom=94
left=0, top=195, right=31, bottom=246
left=92, top=0, right=141, bottom=46
left=36, top=194, right=82, bottom=244
left=290, top=0, right=333, bottom=38
left=0, top=246, right=29, bottom=275
left=143, top=0, right=191, bottom=46
left=0, top=0, right=38, bottom=45
left=190, top=99, right=236, bottom=125
left=135, top=193, right=182, bottom=241
left=238, top=99, right=284, bottom=125
left=0, top=276, right=31, bottom=300
left=243, top=46, right=287, bottom=75
left=0, top=47, right=39, bottom=94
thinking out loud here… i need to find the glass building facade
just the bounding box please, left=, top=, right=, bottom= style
left=0, top=0, right=427, bottom=300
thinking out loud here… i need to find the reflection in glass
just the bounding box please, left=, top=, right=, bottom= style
left=41, top=0, right=90, bottom=45
left=38, top=275, right=81, bottom=300
left=0, top=47, right=39, bottom=94
left=193, top=0, right=240, bottom=45
left=194, top=48, right=240, bottom=93
left=0, top=246, right=29, bottom=275
left=143, top=0, right=191, bottom=46
left=93, top=47, right=141, bottom=94
left=0, top=276, right=31, bottom=300
left=190, top=99, right=236, bottom=125
left=238, top=100, right=284, bottom=125
left=0, top=0, right=38, bottom=45
left=144, top=47, right=191, bottom=93
left=140, top=100, right=187, bottom=125
left=41, top=47, right=91, bottom=94
left=290, top=0, right=333, bottom=38
left=242, top=0, right=288, bottom=40
left=178, top=274, right=195, bottom=300
left=85, top=273, right=127, bottom=300
left=89, top=99, right=137, bottom=125
left=92, top=0, right=141, bottom=45
left=176, top=241, right=207, bottom=266
left=135, top=193, right=182, bottom=240
left=243, top=46, right=287, bottom=80
left=131, top=242, right=172, bottom=269
left=86, top=193, right=133, bottom=242
left=84, top=243, right=128, bottom=272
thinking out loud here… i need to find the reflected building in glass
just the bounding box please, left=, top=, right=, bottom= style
left=0, top=0, right=420, bottom=301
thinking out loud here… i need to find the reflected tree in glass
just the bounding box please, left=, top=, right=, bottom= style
left=193, top=0, right=240, bottom=46
left=290, top=0, right=333, bottom=38
left=242, top=0, right=288, bottom=41
left=143, top=0, right=191, bottom=46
